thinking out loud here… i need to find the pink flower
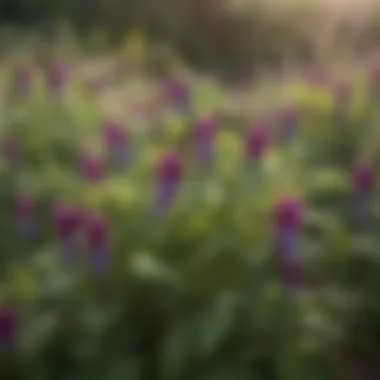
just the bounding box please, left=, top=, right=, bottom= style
left=194, top=115, right=218, bottom=166
left=274, top=197, right=304, bottom=291
left=246, top=122, right=269, bottom=160
left=274, top=196, right=303, bottom=231
left=194, top=115, right=218, bottom=141
left=79, top=152, right=106, bottom=183
left=0, top=306, right=18, bottom=348
left=52, top=202, right=83, bottom=263
left=85, top=214, right=110, bottom=274
left=352, top=163, right=375, bottom=227
left=157, top=151, right=182, bottom=184
left=352, top=163, right=375, bottom=195
left=165, top=76, right=190, bottom=111
left=155, top=152, right=183, bottom=215
left=48, top=60, right=68, bottom=91
left=103, top=121, right=129, bottom=169
left=104, top=120, right=127, bottom=144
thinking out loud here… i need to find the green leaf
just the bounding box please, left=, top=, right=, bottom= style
left=159, top=321, right=191, bottom=380
left=195, top=291, right=237, bottom=358
left=21, top=312, right=59, bottom=353
left=108, top=358, right=143, bottom=380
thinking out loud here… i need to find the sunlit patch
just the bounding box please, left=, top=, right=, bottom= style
left=193, top=79, right=223, bottom=116
left=8, top=264, right=38, bottom=302
left=164, top=112, right=187, bottom=142
left=214, top=130, right=243, bottom=178
left=121, top=29, right=147, bottom=61
left=103, top=178, right=140, bottom=209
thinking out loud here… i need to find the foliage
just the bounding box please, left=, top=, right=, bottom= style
left=0, top=33, right=379, bottom=380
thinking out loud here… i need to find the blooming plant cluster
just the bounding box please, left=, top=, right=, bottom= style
left=0, top=34, right=379, bottom=380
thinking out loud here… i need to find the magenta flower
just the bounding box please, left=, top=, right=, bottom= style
left=15, top=194, right=36, bottom=240
left=103, top=121, right=129, bottom=169
left=14, top=64, right=33, bottom=96
left=2, top=138, right=21, bottom=171
left=246, top=122, right=269, bottom=161
left=0, top=306, right=18, bottom=349
left=194, top=115, right=218, bottom=166
left=165, top=76, right=190, bottom=111
left=352, top=163, right=375, bottom=227
left=47, top=60, right=68, bottom=98
left=274, top=197, right=304, bottom=291
left=85, top=214, right=110, bottom=274
left=78, top=152, right=106, bottom=183
left=52, top=202, right=83, bottom=263
left=155, top=152, right=183, bottom=216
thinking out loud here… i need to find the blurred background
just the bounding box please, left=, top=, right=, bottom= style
left=1, top=0, right=380, bottom=70
left=2, top=1, right=380, bottom=380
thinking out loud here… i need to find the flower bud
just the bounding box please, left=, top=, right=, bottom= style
left=103, top=121, right=129, bottom=169
left=47, top=60, right=68, bottom=99
left=53, top=202, right=83, bottom=263
left=194, top=115, right=218, bottom=166
left=79, top=152, right=106, bottom=183
left=155, top=152, right=182, bottom=215
left=0, top=306, right=18, bottom=349
left=274, top=197, right=303, bottom=291
left=85, top=214, right=110, bottom=275
left=165, top=76, right=189, bottom=112
left=246, top=122, right=269, bottom=161
left=352, top=163, right=375, bottom=227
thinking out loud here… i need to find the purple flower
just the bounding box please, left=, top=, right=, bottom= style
left=47, top=60, right=68, bottom=98
left=0, top=306, right=18, bottom=349
left=78, top=152, right=106, bottom=183
left=155, top=152, right=182, bottom=216
left=274, top=197, right=304, bottom=291
left=165, top=76, right=190, bottom=112
left=194, top=115, right=218, bottom=166
left=53, top=202, right=83, bottom=263
left=85, top=214, right=110, bottom=274
left=14, top=64, right=33, bottom=96
left=2, top=138, right=21, bottom=171
left=353, top=163, right=375, bottom=194
left=103, top=121, right=129, bottom=169
left=352, top=163, right=375, bottom=227
left=246, top=122, right=269, bottom=161
left=275, top=197, right=303, bottom=230
left=15, top=194, right=36, bottom=240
